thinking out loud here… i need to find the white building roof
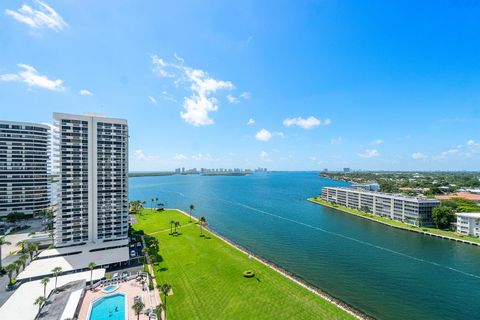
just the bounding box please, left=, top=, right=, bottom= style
left=455, top=212, right=480, bottom=218
left=38, top=239, right=128, bottom=258
left=18, top=244, right=129, bottom=280
left=0, top=269, right=105, bottom=320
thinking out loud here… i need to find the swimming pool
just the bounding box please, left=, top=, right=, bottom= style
left=102, top=284, right=119, bottom=293
left=88, top=293, right=126, bottom=320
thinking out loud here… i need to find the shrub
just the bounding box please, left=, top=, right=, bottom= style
left=243, top=270, right=255, bottom=278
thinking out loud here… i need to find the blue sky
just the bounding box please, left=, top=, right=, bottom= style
left=0, top=0, right=479, bottom=171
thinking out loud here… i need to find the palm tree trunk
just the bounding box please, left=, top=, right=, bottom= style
left=44, top=285, right=46, bottom=297
left=0, top=246, right=2, bottom=270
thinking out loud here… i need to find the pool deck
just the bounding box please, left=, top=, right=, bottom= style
left=78, top=279, right=154, bottom=320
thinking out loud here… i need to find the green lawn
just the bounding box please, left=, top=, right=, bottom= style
left=308, top=197, right=480, bottom=244
left=132, top=209, right=355, bottom=320
left=133, top=209, right=193, bottom=234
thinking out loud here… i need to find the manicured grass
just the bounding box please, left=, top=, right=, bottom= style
left=133, top=209, right=193, bottom=234
left=133, top=209, right=355, bottom=320
left=308, top=197, right=480, bottom=244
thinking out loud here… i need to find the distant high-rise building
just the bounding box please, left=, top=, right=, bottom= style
left=0, top=121, right=50, bottom=216
left=53, top=113, right=128, bottom=246
left=343, top=167, right=351, bottom=173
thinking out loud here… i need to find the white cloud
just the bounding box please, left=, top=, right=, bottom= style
left=259, top=151, right=271, bottom=162
left=331, top=136, right=343, bottom=145
left=0, top=63, right=65, bottom=91
left=173, top=153, right=187, bottom=161
left=151, top=55, right=175, bottom=78
left=152, top=54, right=236, bottom=126
left=148, top=96, right=157, bottom=104
left=358, top=149, right=379, bottom=158
left=282, top=116, right=331, bottom=129
left=467, top=139, right=479, bottom=147
left=5, top=1, right=67, bottom=31
left=161, top=90, right=177, bottom=103
left=79, top=89, right=92, bottom=96
left=191, top=153, right=218, bottom=162
left=255, top=129, right=272, bottom=141
left=371, top=139, right=384, bottom=145
left=240, top=91, right=251, bottom=99
left=226, top=94, right=239, bottom=104
left=411, top=152, right=427, bottom=160
left=247, top=118, right=255, bottom=126
left=134, top=149, right=147, bottom=161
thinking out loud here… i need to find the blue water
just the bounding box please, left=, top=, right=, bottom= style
left=102, top=285, right=119, bottom=293
left=89, top=293, right=125, bottom=320
left=129, top=172, right=480, bottom=320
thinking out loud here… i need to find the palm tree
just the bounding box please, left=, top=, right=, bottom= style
left=41, top=277, right=50, bottom=297
left=153, top=303, right=164, bottom=319
left=19, top=253, right=29, bottom=270
left=13, top=259, right=22, bottom=276
left=17, top=240, right=27, bottom=253
left=34, top=296, right=47, bottom=314
left=199, top=216, right=207, bottom=236
left=151, top=197, right=155, bottom=210
left=87, top=262, right=96, bottom=289
left=52, top=266, right=62, bottom=291
left=0, top=236, right=12, bottom=269
left=189, top=204, right=195, bottom=222
left=49, top=231, right=55, bottom=246
left=27, top=242, right=39, bottom=261
left=159, top=284, right=172, bottom=319
left=132, top=300, right=145, bottom=320
left=174, top=221, right=180, bottom=234
left=169, top=220, right=175, bottom=235
left=5, top=263, right=16, bottom=284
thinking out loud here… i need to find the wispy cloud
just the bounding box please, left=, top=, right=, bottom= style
left=259, top=151, right=271, bottom=162
left=283, top=116, right=331, bottom=129
left=148, top=96, right=157, bottom=104
left=411, top=152, right=427, bottom=160
left=255, top=129, right=272, bottom=141
left=173, top=153, right=187, bottom=161
left=247, top=118, right=255, bottom=126
left=152, top=54, right=240, bottom=126
left=5, top=1, right=67, bottom=31
left=371, top=139, right=384, bottom=145
left=0, top=63, right=65, bottom=91
left=79, top=89, right=92, bottom=96
left=240, top=91, right=251, bottom=99
left=191, top=153, right=218, bottom=161
left=226, top=94, right=239, bottom=104
left=331, top=136, right=343, bottom=145
left=358, top=149, right=379, bottom=158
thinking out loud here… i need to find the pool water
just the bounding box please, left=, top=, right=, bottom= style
left=89, top=293, right=125, bottom=320
left=102, top=284, right=119, bottom=293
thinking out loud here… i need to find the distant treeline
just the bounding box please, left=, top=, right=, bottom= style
left=129, top=172, right=174, bottom=177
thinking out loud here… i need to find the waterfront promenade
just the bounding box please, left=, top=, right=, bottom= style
left=133, top=208, right=360, bottom=320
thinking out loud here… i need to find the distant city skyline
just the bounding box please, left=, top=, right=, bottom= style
left=0, top=1, right=479, bottom=171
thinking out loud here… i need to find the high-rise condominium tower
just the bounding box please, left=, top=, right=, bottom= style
left=53, top=113, right=129, bottom=246
left=0, top=121, right=50, bottom=216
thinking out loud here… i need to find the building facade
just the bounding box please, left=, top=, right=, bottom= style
left=456, top=212, right=480, bottom=237
left=0, top=121, right=50, bottom=217
left=321, top=187, right=440, bottom=226
left=53, top=113, right=128, bottom=246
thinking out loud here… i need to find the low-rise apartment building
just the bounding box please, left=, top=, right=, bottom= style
left=321, top=187, right=441, bottom=226
left=456, top=212, right=480, bottom=237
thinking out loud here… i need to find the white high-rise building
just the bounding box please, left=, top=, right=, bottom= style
left=0, top=121, right=50, bottom=216
left=53, top=113, right=129, bottom=246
